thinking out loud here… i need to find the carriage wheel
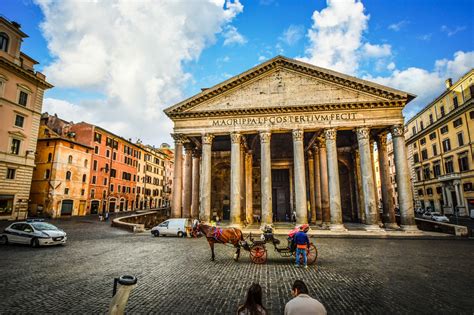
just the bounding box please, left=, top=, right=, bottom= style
left=306, top=244, right=318, bottom=265
left=250, top=245, right=267, bottom=264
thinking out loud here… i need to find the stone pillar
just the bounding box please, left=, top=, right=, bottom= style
left=199, top=134, right=214, bottom=222
left=454, top=180, right=464, bottom=207
left=377, top=132, right=398, bottom=229
left=240, top=141, right=246, bottom=221
left=441, top=184, right=448, bottom=206
left=325, top=128, right=345, bottom=231
left=391, top=125, right=418, bottom=231
left=191, top=150, right=201, bottom=219
left=260, top=131, right=272, bottom=226
left=171, top=134, right=184, bottom=218
left=307, top=150, right=316, bottom=224
left=182, top=143, right=193, bottom=218
left=293, top=129, right=308, bottom=225
left=245, top=151, right=253, bottom=224
left=313, top=145, right=322, bottom=224
left=370, top=140, right=380, bottom=218
left=319, top=138, right=331, bottom=227
left=356, top=127, right=381, bottom=230
left=353, top=148, right=365, bottom=223
left=230, top=132, right=242, bottom=226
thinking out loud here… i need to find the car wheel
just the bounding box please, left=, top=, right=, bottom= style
left=153, top=230, right=160, bottom=237
left=177, top=231, right=184, bottom=238
left=0, top=235, right=8, bottom=245
left=31, top=238, right=40, bottom=248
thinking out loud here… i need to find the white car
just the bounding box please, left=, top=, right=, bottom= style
left=422, top=212, right=433, bottom=220
left=151, top=218, right=191, bottom=237
left=0, top=220, right=67, bottom=247
left=431, top=213, right=449, bottom=223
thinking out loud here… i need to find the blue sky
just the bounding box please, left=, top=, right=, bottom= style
left=2, top=0, right=473, bottom=145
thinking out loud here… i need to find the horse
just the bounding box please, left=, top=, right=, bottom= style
left=193, top=221, right=248, bottom=261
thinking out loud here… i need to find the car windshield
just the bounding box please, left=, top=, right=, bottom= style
left=32, top=222, right=59, bottom=231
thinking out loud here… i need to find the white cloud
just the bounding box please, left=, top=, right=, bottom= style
left=258, top=55, right=266, bottom=61
left=441, top=25, right=466, bottom=37
left=300, top=0, right=389, bottom=75
left=386, top=62, right=395, bottom=71
left=280, top=24, right=304, bottom=45
left=35, top=0, right=243, bottom=145
left=388, top=20, right=409, bottom=31
left=223, top=25, right=247, bottom=46
left=364, top=51, right=474, bottom=119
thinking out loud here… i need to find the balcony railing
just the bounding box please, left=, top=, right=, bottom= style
left=438, top=173, right=461, bottom=181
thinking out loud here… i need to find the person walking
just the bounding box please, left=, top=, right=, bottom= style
left=294, top=225, right=310, bottom=268
left=237, top=283, right=267, bottom=315
left=284, top=280, right=326, bottom=315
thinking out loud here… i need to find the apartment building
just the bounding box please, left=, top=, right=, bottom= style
left=405, top=70, right=474, bottom=216
left=0, top=17, right=52, bottom=220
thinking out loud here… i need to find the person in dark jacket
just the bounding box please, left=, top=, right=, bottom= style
left=294, top=226, right=310, bottom=268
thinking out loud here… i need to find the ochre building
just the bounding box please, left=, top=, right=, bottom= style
left=405, top=70, right=474, bottom=216
left=164, top=56, right=418, bottom=231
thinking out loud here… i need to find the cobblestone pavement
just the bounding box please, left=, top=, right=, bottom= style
left=0, top=217, right=473, bottom=314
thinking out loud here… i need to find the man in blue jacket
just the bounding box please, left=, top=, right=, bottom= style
left=294, top=225, right=310, bottom=268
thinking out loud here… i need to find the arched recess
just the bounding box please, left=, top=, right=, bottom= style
left=211, top=161, right=231, bottom=220
left=338, top=158, right=358, bottom=222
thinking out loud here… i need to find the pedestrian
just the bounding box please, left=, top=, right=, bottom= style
left=292, top=210, right=296, bottom=223
left=294, top=225, right=310, bottom=268
left=237, top=283, right=267, bottom=315
left=284, top=280, right=326, bottom=315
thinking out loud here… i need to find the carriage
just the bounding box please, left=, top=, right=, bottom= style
left=242, top=225, right=318, bottom=265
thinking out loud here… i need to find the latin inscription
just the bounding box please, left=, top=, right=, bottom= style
left=212, top=113, right=357, bottom=127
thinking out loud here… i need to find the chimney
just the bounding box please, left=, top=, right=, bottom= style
left=445, top=78, right=453, bottom=89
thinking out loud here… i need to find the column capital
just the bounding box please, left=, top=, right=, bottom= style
left=171, top=133, right=188, bottom=144
left=230, top=132, right=241, bottom=144
left=376, top=132, right=388, bottom=148
left=292, top=129, right=304, bottom=142
left=391, top=124, right=405, bottom=137
left=324, top=128, right=337, bottom=140
left=317, top=137, right=326, bottom=148
left=259, top=131, right=271, bottom=143
left=355, top=127, right=370, bottom=140
left=312, top=144, right=319, bottom=154
left=307, top=150, right=314, bottom=160
left=202, top=133, right=214, bottom=145
left=453, top=179, right=461, bottom=186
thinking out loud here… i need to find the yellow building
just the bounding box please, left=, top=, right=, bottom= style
left=0, top=17, right=52, bottom=220
left=405, top=70, right=474, bottom=216
left=29, top=119, right=92, bottom=218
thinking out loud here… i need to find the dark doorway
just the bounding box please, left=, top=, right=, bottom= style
left=339, top=162, right=355, bottom=222
left=109, top=201, right=116, bottom=212
left=271, top=169, right=290, bottom=221
left=61, top=200, right=73, bottom=216
left=90, top=201, right=99, bottom=214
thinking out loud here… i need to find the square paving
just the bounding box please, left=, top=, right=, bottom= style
left=0, top=217, right=473, bottom=314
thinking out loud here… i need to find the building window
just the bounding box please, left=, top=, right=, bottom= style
left=44, top=169, right=50, bottom=179
left=442, top=139, right=451, bottom=152
left=18, top=91, right=28, bottom=106
left=433, top=163, right=441, bottom=177
left=413, top=142, right=417, bottom=148
left=458, top=155, right=469, bottom=172
left=68, top=155, right=73, bottom=164
left=48, top=153, right=52, bottom=162
left=423, top=166, right=430, bottom=180
left=0, top=32, right=9, bottom=52
left=110, top=169, right=116, bottom=178
left=82, top=174, right=87, bottom=183
left=436, top=186, right=442, bottom=194
left=421, top=149, right=428, bottom=160
left=415, top=168, right=421, bottom=181
left=93, top=160, right=98, bottom=171
left=453, top=118, right=463, bottom=128
left=429, top=132, right=436, bottom=140
left=14, top=115, right=25, bottom=128
left=94, top=132, right=102, bottom=143
left=0, top=194, right=14, bottom=215
left=66, top=171, right=71, bottom=180
left=420, top=121, right=424, bottom=130
left=432, top=144, right=437, bottom=156
left=91, top=189, right=95, bottom=199
left=417, top=189, right=424, bottom=196
left=103, top=178, right=107, bottom=185
left=106, top=137, right=112, bottom=147
left=440, top=106, right=445, bottom=117
left=457, top=132, right=464, bottom=146
left=445, top=159, right=454, bottom=174
left=453, top=96, right=458, bottom=109
left=81, top=189, right=85, bottom=196
left=64, top=188, right=69, bottom=195
left=84, top=159, right=88, bottom=167
left=113, top=152, right=117, bottom=160
left=10, top=139, right=20, bottom=155
left=470, top=111, right=474, bottom=120
left=118, top=185, right=121, bottom=192
left=6, top=168, right=15, bottom=180
left=440, top=125, right=449, bottom=134
left=420, top=138, right=426, bottom=145
left=110, top=184, right=114, bottom=192
left=106, top=150, right=110, bottom=158
left=102, top=191, right=106, bottom=199
left=429, top=114, right=433, bottom=124
left=92, top=176, right=96, bottom=184
left=413, top=153, right=419, bottom=163
left=426, top=188, right=433, bottom=195
left=470, top=86, right=474, bottom=99
left=94, top=146, right=99, bottom=154
left=463, top=183, right=473, bottom=192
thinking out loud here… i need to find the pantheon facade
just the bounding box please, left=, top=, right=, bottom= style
left=164, top=56, right=418, bottom=231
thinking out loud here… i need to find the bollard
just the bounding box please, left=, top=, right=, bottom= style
left=108, top=275, right=137, bottom=315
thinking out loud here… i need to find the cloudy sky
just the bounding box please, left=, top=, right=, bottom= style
left=3, top=0, right=473, bottom=146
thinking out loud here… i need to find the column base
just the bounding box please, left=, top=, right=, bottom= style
left=383, top=222, right=400, bottom=230
left=364, top=224, right=384, bottom=232
left=321, top=222, right=331, bottom=229
left=315, top=220, right=323, bottom=225
left=400, top=224, right=419, bottom=233
left=329, top=224, right=347, bottom=232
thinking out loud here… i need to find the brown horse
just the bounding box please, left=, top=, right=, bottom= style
left=193, top=222, right=247, bottom=261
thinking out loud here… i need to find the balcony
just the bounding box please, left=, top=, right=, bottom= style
left=438, top=173, right=461, bottom=182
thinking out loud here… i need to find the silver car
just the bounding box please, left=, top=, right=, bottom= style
left=0, top=220, right=67, bottom=247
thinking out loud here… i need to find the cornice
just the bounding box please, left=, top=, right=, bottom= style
left=0, top=57, right=53, bottom=89
left=167, top=100, right=405, bottom=119
left=164, top=56, right=413, bottom=118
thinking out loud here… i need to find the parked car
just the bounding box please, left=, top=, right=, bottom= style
left=415, top=207, right=424, bottom=215
left=431, top=213, right=449, bottom=223
left=0, top=219, right=67, bottom=247
left=422, top=212, right=434, bottom=220
left=151, top=218, right=191, bottom=237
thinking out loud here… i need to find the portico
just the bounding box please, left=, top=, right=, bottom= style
left=164, top=56, right=417, bottom=231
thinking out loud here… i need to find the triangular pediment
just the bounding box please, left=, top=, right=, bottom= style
left=165, top=56, right=415, bottom=119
